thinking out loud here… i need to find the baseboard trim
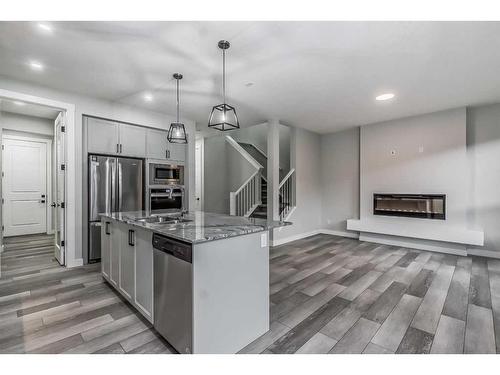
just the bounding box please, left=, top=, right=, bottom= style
left=467, top=248, right=500, bottom=259
left=271, top=230, right=322, bottom=247
left=66, top=258, right=84, bottom=268
left=271, top=228, right=359, bottom=246
left=320, top=229, right=360, bottom=239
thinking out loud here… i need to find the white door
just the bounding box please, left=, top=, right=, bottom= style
left=54, top=113, right=66, bottom=265
left=2, top=137, right=47, bottom=236
left=194, top=139, right=203, bottom=211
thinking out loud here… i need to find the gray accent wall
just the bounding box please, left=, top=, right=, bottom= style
left=320, top=127, right=360, bottom=234
left=467, top=104, right=500, bottom=254
left=360, top=108, right=467, bottom=228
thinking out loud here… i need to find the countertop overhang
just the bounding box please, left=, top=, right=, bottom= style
left=100, top=210, right=291, bottom=244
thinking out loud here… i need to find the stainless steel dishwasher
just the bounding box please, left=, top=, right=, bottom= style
left=153, top=233, right=193, bottom=354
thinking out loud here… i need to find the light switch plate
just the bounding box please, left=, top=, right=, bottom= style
left=261, top=233, right=268, bottom=247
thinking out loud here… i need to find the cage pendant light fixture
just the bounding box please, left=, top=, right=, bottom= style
left=167, top=73, right=188, bottom=144
left=208, top=40, right=240, bottom=131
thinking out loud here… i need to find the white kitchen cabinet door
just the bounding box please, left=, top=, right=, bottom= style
left=168, top=142, right=186, bottom=163
left=146, top=128, right=168, bottom=160
left=109, top=220, right=121, bottom=287
left=101, top=219, right=111, bottom=279
left=86, top=117, right=119, bottom=155
left=119, top=224, right=136, bottom=301
left=134, top=228, right=154, bottom=322
left=119, top=124, right=146, bottom=157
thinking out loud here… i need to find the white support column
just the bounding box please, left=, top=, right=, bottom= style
left=267, top=120, right=280, bottom=221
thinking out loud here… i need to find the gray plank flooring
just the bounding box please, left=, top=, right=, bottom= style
left=0, top=234, right=174, bottom=354
left=245, top=233, right=500, bottom=354
left=3, top=232, right=500, bottom=354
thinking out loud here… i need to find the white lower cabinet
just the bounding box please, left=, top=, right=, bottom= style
left=101, top=218, right=153, bottom=323
left=134, top=228, right=154, bottom=321
left=119, top=223, right=135, bottom=301
left=109, top=221, right=121, bottom=287
left=101, top=220, right=111, bottom=279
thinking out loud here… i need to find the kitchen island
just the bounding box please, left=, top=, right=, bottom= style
left=99, top=210, right=290, bottom=354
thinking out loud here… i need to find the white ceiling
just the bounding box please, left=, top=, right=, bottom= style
left=0, top=98, right=61, bottom=119
left=1, top=21, right=500, bottom=133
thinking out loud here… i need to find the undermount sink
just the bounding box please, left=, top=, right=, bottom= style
left=134, top=216, right=192, bottom=225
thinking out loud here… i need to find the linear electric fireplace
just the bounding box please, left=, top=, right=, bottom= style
left=373, top=194, right=446, bottom=220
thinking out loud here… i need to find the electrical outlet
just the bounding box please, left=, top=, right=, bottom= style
left=390, top=149, right=396, bottom=156
left=418, top=145, right=424, bottom=153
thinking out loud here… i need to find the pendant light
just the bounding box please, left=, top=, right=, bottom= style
left=167, top=73, right=188, bottom=144
left=208, top=40, right=240, bottom=131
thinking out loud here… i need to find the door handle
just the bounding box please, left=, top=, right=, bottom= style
left=116, top=143, right=119, bottom=153
left=50, top=202, right=56, bottom=207
left=105, top=222, right=111, bottom=235
left=41, top=194, right=46, bottom=198
left=40, top=200, right=46, bottom=204
left=128, top=229, right=135, bottom=246
left=119, top=144, right=122, bottom=154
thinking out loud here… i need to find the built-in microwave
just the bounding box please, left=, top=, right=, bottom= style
left=149, top=162, right=184, bottom=186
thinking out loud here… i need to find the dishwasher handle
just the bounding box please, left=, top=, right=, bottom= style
left=152, top=233, right=192, bottom=263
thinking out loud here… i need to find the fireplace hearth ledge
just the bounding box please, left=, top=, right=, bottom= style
left=346, top=219, right=484, bottom=246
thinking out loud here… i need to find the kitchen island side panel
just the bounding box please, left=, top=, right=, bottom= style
left=192, top=231, right=270, bottom=354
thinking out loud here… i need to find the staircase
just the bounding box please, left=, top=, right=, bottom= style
left=251, top=177, right=268, bottom=219
left=227, top=136, right=295, bottom=220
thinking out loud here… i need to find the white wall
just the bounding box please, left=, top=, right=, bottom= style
left=203, top=135, right=228, bottom=214
left=360, top=108, right=467, bottom=227
left=320, top=127, right=359, bottom=234
left=273, top=127, right=322, bottom=244
left=0, top=75, right=196, bottom=263
left=1, top=111, right=54, bottom=136
left=467, top=104, right=500, bottom=254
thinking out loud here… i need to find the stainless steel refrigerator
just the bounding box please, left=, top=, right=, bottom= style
left=88, top=155, right=144, bottom=262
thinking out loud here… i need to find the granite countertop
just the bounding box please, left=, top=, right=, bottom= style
left=100, top=210, right=291, bottom=244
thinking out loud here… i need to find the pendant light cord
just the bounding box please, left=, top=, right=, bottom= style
left=222, top=48, right=226, bottom=105
left=176, top=76, right=180, bottom=123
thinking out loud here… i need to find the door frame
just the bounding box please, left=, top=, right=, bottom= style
left=194, top=137, right=204, bottom=211
left=1, top=133, right=53, bottom=236
left=0, top=89, right=76, bottom=267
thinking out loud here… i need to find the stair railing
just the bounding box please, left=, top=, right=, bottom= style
left=279, top=168, right=296, bottom=221
left=230, top=170, right=262, bottom=217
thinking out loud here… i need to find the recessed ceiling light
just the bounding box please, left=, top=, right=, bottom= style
left=38, top=23, right=53, bottom=33
left=29, top=61, right=44, bottom=71
left=375, top=93, right=395, bottom=101
left=13, top=101, right=26, bottom=106
left=143, top=93, right=153, bottom=102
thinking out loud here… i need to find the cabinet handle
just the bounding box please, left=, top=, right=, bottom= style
left=116, top=144, right=119, bottom=153
left=119, top=144, right=122, bottom=154
left=105, top=222, right=111, bottom=235
left=128, top=229, right=135, bottom=246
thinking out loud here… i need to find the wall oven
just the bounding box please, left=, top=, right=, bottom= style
left=149, top=162, right=184, bottom=186
left=150, top=187, right=184, bottom=212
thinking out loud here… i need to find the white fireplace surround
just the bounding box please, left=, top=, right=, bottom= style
left=347, top=219, right=483, bottom=247
left=350, top=108, right=485, bottom=255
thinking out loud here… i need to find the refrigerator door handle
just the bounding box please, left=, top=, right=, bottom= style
left=118, top=161, right=123, bottom=212
left=111, top=158, right=117, bottom=213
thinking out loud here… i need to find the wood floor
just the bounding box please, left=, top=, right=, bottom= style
left=240, top=234, right=500, bottom=354
left=1, top=233, right=499, bottom=354
left=0, top=234, right=174, bottom=354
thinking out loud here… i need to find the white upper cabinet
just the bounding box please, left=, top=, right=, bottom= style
left=87, top=117, right=119, bottom=154
left=119, top=124, right=146, bottom=158
left=86, top=116, right=184, bottom=162
left=168, top=142, right=186, bottom=163
left=146, top=128, right=186, bottom=162
left=146, top=129, right=168, bottom=160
